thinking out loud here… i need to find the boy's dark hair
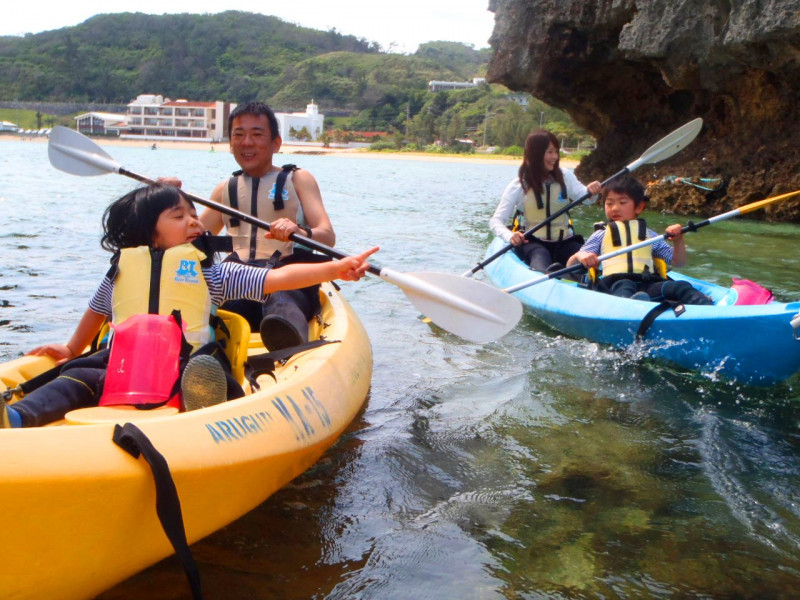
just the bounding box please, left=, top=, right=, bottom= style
left=228, top=102, right=280, bottom=140
left=101, top=184, right=191, bottom=252
left=601, top=176, right=648, bottom=205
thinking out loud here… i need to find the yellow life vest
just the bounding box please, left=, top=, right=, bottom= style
left=600, top=219, right=666, bottom=277
left=223, top=168, right=301, bottom=261
left=522, top=181, right=571, bottom=241
left=111, top=244, right=214, bottom=350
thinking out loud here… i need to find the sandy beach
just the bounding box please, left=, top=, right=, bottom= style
left=11, top=134, right=579, bottom=168
left=102, top=138, right=533, bottom=165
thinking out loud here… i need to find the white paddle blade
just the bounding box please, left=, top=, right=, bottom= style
left=627, top=118, right=703, bottom=171
left=48, top=126, right=120, bottom=176
left=380, top=268, right=522, bottom=343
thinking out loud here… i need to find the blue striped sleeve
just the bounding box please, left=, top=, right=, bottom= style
left=87, top=276, right=114, bottom=317
left=580, top=229, right=604, bottom=254
left=650, top=235, right=674, bottom=264
left=208, top=262, right=270, bottom=305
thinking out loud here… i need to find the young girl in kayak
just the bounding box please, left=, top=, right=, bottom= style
left=567, top=176, right=712, bottom=304
left=0, top=184, right=378, bottom=428
left=489, top=129, right=602, bottom=273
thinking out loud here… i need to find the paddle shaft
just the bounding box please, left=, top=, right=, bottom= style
left=462, top=118, right=704, bottom=278
left=503, top=189, right=800, bottom=294
left=47, top=125, right=525, bottom=342
left=117, top=166, right=384, bottom=277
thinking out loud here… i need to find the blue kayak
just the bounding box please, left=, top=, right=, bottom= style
left=482, top=237, right=800, bottom=386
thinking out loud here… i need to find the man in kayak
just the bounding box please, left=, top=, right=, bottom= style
left=168, top=102, right=336, bottom=351
left=567, top=176, right=713, bottom=304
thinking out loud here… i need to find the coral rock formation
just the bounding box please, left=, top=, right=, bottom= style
left=487, top=0, right=800, bottom=220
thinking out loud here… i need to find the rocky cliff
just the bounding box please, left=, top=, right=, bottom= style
left=487, top=0, right=800, bottom=220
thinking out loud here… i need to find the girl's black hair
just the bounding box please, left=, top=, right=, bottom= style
left=518, top=129, right=565, bottom=194
left=601, top=176, right=648, bottom=205
left=101, top=184, right=192, bottom=252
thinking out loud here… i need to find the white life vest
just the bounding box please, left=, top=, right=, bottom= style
left=111, top=244, right=214, bottom=351
left=522, top=181, right=571, bottom=241
left=222, top=167, right=301, bottom=261
left=599, top=219, right=657, bottom=277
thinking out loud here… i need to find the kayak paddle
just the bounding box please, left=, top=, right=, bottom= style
left=503, top=189, right=800, bottom=294
left=462, top=118, right=704, bottom=277
left=47, top=126, right=522, bottom=343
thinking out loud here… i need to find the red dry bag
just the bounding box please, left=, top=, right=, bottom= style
left=732, top=277, right=774, bottom=305
left=100, top=313, right=185, bottom=408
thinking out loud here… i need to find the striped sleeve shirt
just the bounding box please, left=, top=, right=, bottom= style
left=581, top=227, right=674, bottom=264
left=88, top=262, right=269, bottom=317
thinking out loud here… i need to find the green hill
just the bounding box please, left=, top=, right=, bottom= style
left=0, top=12, right=486, bottom=109
left=0, top=12, right=593, bottom=150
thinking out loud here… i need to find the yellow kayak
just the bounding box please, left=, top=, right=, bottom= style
left=0, top=283, right=372, bottom=600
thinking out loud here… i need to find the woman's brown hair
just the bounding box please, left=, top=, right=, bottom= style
left=518, top=129, right=565, bottom=194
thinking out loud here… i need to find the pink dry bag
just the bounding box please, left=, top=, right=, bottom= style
left=732, top=277, right=774, bottom=305
left=100, top=313, right=184, bottom=408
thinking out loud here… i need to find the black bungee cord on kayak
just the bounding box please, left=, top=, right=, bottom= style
left=112, top=422, right=204, bottom=600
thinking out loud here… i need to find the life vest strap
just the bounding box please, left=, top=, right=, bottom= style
left=272, top=164, right=298, bottom=211
left=227, top=170, right=243, bottom=227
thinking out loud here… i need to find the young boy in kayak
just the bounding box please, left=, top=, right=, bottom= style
left=567, top=176, right=713, bottom=304
left=0, top=184, right=378, bottom=428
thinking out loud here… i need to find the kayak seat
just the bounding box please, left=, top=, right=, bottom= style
left=65, top=405, right=179, bottom=425
left=215, top=309, right=251, bottom=384
left=585, top=257, right=669, bottom=288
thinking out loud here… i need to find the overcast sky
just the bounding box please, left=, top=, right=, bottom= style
left=2, top=0, right=496, bottom=54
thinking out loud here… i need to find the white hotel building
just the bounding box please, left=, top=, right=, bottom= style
left=104, top=94, right=234, bottom=142
left=76, top=95, right=325, bottom=143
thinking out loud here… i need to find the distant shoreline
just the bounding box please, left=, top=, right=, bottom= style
left=3, top=134, right=579, bottom=168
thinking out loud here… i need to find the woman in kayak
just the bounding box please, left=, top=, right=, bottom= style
left=1, top=184, right=378, bottom=428
left=567, top=175, right=712, bottom=304
left=489, top=129, right=602, bottom=273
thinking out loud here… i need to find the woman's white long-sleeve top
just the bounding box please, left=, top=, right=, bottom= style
left=488, top=169, right=592, bottom=243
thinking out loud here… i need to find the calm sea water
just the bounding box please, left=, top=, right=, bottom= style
left=2, top=138, right=800, bottom=599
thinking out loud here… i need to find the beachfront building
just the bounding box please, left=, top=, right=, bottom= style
left=0, top=120, right=19, bottom=132
left=275, top=101, right=324, bottom=142
left=428, top=78, right=487, bottom=92
left=74, top=112, right=127, bottom=135
left=506, top=93, right=531, bottom=107
left=108, top=94, right=236, bottom=142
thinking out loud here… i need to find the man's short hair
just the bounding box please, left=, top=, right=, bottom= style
left=228, top=102, right=280, bottom=140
